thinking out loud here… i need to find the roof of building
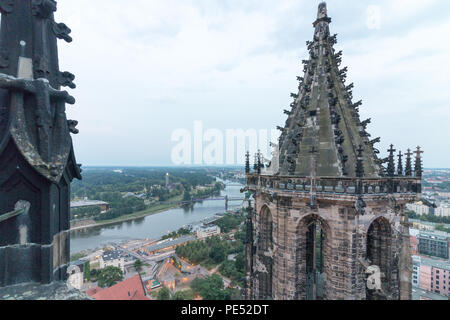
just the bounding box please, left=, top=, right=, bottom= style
left=275, top=2, right=383, bottom=178
left=102, top=250, right=124, bottom=262
left=197, top=225, right=220, bottom=232
left=90, top=275, right=150, bottom=300
left=70, top=199, right=109, bottom=208
left=412, top=287, right=447, bottom=300
left=144, top=279, right=161, bottom=290
left=146, top=235, right=195, bottom=252
left=418, top=232, right=449, bottom=241
left=419, top=257, right=450, bottom=271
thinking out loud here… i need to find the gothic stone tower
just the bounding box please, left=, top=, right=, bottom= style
left=0, top=0, right=81, bottom=286
left=244, top=3, right=422, bottom=300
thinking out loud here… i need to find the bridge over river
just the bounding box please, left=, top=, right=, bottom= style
left=70, top=182, right=245, bottom=253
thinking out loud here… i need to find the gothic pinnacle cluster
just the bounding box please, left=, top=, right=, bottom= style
left=246, top=1, right=424, bottom=182
left=0, top=0, right=81, bottom=287
left=244, top=2, right=422, bottom=301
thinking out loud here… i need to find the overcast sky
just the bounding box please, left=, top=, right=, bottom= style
left=56, top=0, right=450, bottom=168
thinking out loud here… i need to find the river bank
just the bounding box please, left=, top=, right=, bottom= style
left=70, top=200, right=182, bottom=231
left=70, top=183, right=243, bottom=253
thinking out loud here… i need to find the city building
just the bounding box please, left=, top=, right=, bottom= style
left=437, top=192, right=450, bottom=199
left=406, top=202, right=430, bottom=216
left=88, top=274, right=149, bottom=300
left=410, top=234, right=419, bottom=256
left=144, top=236, right=195, bottom=255
left=244, top=3, right=422, bottom=300
left=196, top=226, right=221, bottom=239
left=412, top=256, right=421, bottom=287
left=70, top=198, right=110, bottom=213
left=417, top=257, right=450, bottom=297
left=156, top=259, right=199, bottom=292
left=435, top=206, right=450, bottom=217
left=144, top=279, right=162, bottom=293
left=418, top=233, right=449, bottom=260
left=100, top=251, right=125, bottom=272
left=68, top=260, right=86, bottom=290
left=411, top=221, right=435, bottom=231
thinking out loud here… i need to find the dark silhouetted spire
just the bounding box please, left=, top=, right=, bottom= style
left=245, top=151, right=250, bottom=174
left=387, top=144, right=396, bottom=177
left=405, top=149, right=413, bottom=176
left=257, top=150, right=263, bottom=174
left=397, top=151, right=403, bottom=176
left=356, top=145, right=364, bottom=178
left=414, top=146, right=424, bottom=178
left=276, top=1, right=380, bottom=178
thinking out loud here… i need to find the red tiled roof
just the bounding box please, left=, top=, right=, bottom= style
left=86, top=287, right=104, bottom=296
left=91, top=275, right=150, bottom=300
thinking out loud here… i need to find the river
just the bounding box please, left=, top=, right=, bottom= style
left=70, top=182, right=244, bottom=254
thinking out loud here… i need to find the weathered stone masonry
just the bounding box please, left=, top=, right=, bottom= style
left=244, top=3, right=422, bottom=300
left=0, top=0, right=81, bottom=287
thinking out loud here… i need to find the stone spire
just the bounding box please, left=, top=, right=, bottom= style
left=356, top=145, right=364, bottom=178
left=387, top=144, right=396, bottom=177
left=414, top=146, right=424, bottom=178
left=245, top=151, right=250, bottom=174
left=0, top=0, right=81, bottom=287
left=277, top=2, right=380, bottom=178
left=405, top=149, right=413, bottom=176
left=397, top=151, right=403, bottom=176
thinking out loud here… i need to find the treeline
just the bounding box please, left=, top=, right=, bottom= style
left=70, top=206, right=101, bottom=220
left=215, top=212, right=246, bottom=233
left=191, top=274, right=241, bottom=300
left=156, top=274, right=241, bottom=300
left=161, top=227, right=192, bottom=240
left=409, top=211, right=450, bottom=224
left=176, top=236, right=230, bottom=268
left=71, top=167, right=217, bottom=200
left=176, top=221, right=247, bottom=285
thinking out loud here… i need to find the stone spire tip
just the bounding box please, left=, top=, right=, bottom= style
left=318, top=2, right=328, bottom=19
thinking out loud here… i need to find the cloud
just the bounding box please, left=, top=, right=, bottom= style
left=49, top=0, right=450, bottom=167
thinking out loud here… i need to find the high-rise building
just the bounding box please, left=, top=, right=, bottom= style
left=418, top=233, right=449, bottom=260
left=244, top=2, right=422, bottom=300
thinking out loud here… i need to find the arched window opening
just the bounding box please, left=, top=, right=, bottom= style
left=258, top=206, right=273, bottom=299
left=366, top=217, right=392, bottom=300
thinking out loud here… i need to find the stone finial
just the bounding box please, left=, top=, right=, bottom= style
left=253, top=154, right=258, bottom=172
left=414, top=146, right=424, bottom=178
left=405, top=149, right=413, bottom=176
left=257, top=150, right=263, bottom=174
left=356, top=145, right=364, bottom=178
left=245, top=151, right=250, bottom=174
left=317, top=2, right=328, bottom=19
left=397, top=151, right=403, bottom=176
left=387, top=144, right=396, bottom=177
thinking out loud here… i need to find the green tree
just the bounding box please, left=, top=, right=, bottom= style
left=209, top=244, right=226, bottom=263
left=172, top=290, right=193, bottom=300
left=190, top=274, right=229, bottom=300
left=97, top=266, right=124, bottom=288
left=157, top=287, right=171, bottom=300
left=134, top=259, right=143, bottom=272
left=84, top=261, right=91, bottom=282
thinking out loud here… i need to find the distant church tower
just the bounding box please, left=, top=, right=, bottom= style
left=244, top=3, right=422, bottom=300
